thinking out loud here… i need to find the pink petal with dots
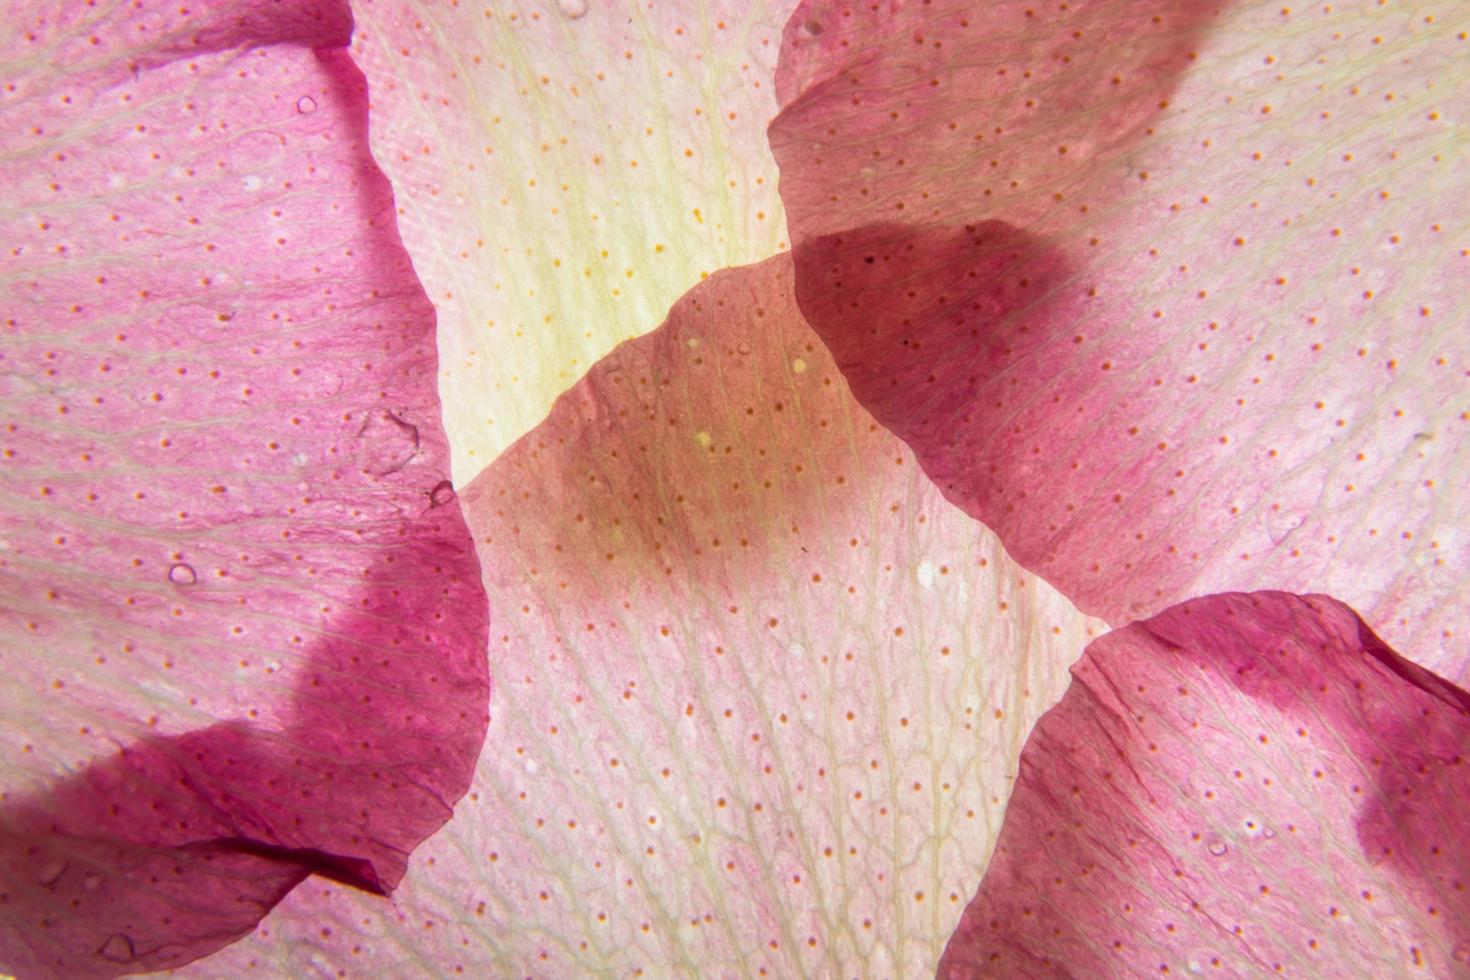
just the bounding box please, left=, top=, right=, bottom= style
left=176, top=252, right=1100, bottom=977
left=939, top=590, right=1470, bottom=977
left=0, top=3, right=488, bottom=976
left=769, top=0, right=1470, bottom=680
left=345, top=0, right=800, bottom=480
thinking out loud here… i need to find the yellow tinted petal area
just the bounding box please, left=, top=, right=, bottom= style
left=349, top=0, right=798, bottom=482
left=172, top=254, right=1102, bottom=978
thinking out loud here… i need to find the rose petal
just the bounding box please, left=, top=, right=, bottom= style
left=769, top=0, right=1470, bottom=679
left=346, top=0, right=800, bottom=480
left=940, top=590, right=1470, bottom=977
left=174, top=252, right=1100, bottom=975
left=0, top=3, right=487, bottom=975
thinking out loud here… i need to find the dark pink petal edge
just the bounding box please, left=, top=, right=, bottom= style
left=768, top=0, right=1470, bottom=679
left=940, top=591, right=1470, bottom=977
left=0, top=2, right=488, bottom=976
left=448, top=250, right=1092, bottom=976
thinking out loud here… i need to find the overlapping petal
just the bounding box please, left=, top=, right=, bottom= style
left=940, top=591, right=1470, bottom=977
left=769, top=0, right=1470, bottom=680
left=179, top=252, right=1100, bottom=976
left=8, top=0, right=1462, bottom=974
left=0, top=3, right=487, bottom=975
left=346, top=0, right=800, bottom=481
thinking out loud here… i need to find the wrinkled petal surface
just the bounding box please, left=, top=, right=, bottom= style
left=769, top=0, right=1470, bottom=680
left=176, top=254, right=1100, bottom=976
left=0, top=2, right=488, bottom=975
left=348, top=0, right=800, bottom=481
left=940, top=591, right=1470, bottom=977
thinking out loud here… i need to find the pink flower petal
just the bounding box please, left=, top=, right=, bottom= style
left=182, top=253, right=1099, bottom=976
left=940, top=590, right=1470, bottom=976
left=0, top=3, right=487, bottom=975
left=346, top=0, right=800, bottom=479
left=768, top=0, right=1470, bottom=679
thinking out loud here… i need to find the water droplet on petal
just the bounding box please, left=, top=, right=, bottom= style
left=1413, top=540, right=1459, bottom=591
left=168, top=563, right=197, bottom=585
left=736, top=341, right=752, bottom=355
left=801, top=19, right=824, bottom=35
left=356, top=408, right=420, bottom=477
left=99, top=934, right=136, bottom=963
left=1260, top=507, right=1305, bottom=545
left=557, top=0, right=588, bottom=19
left=296, top=95, right=317, bottom=114
left=36, top=859, right=66, bottom=886
left=915, top=560, right=936, bottom=588
left=429, top=480, right=456, bottom=507
left=1261, top=825, right=1276, bottom=839
left=1206, top=836, right=1228, bottom=857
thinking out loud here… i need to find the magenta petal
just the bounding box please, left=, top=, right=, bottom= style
left=769, top=0, right=1470, bottom=678
left=0, top=3, right=488, bottom=977
left=940, top=591, right=1470, bottom=977
left=308, top=252, right=1089, bottom=977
